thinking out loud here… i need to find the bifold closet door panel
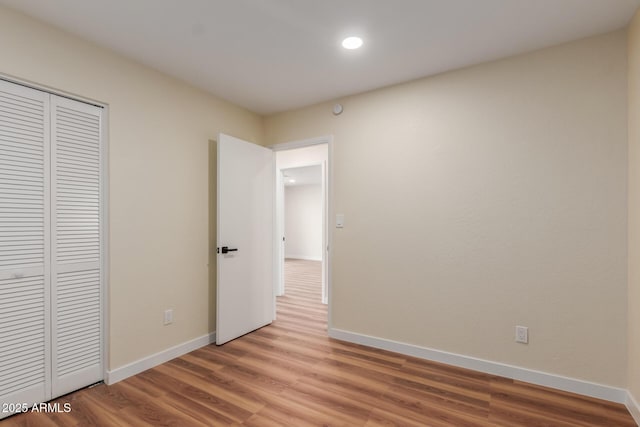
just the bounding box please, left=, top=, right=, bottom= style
left=50, top=95, right=103, bottom=397
left=0, top=80, right=51, bottom=414
left=0, top=81, right=104, bottom=414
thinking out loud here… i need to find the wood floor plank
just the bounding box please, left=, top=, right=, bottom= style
left=152, top=364, right=263, bottom=419
left=308, top=366, right=392, bottom=405
left=366, top=406, right=455, bottom=427
left=287, top=380, right=376, bottom=423
left=242, top=413, right=289, bottom=427
left=132, top=370, right=239, bottom=425
left=489, top=378, right=636, bottom=427
left=81, top=391, right=141, bottom=427
left=2, top=259, right=636, bottom=426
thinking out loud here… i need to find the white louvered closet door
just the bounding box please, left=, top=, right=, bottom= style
left=50, top=95, right=103, bottom=397
left=0, top=80, right=51, bottom=410
left=0, top=80, right=103, bottom=418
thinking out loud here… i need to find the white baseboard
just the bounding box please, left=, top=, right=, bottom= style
left=328, top=328, right=627, bottom=404
left=105, top=332, right=216, bottom=385
left=627, top=392, right=640, bottom=425
left=285, top=255, right=322, bottom=261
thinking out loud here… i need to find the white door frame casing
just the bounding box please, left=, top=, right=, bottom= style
left=271, top=136, right=333, bottom=314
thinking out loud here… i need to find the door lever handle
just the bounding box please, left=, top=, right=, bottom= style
left=219, top=246, right=238, bottom=254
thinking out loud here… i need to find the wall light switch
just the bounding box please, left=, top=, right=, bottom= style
left=336, top=214, right=345, bottom=228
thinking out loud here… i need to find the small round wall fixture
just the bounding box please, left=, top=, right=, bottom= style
left=332, top=103, right=343, bottom=115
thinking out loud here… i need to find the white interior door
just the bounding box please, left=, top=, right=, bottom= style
left=216, top=133, right=273, bottom=345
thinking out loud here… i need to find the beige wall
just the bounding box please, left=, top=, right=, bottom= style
left=285, top=183, right=323, bottom=260
left=266, top=31, right=628, bottom=386
left=629, top=8, right=640, bottom=400
left=0, top=5, right=264, bottom=369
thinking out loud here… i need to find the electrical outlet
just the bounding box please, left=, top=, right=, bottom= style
left=164, top=309, right=173, bottom=325
left=515, top=325, right=528, bottom=344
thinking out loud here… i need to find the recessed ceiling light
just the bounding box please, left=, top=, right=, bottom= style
left=342, top=36, right=363, bottom=50
left=289, top=179, right=296, bottom=183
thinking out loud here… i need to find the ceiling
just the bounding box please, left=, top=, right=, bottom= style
left=283, top=165, right=321, bottom=187
left=1, top=0, right=638, bottom=114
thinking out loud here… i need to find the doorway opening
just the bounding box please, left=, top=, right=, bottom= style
left=273, top=139, right=330, bottom=326
left=282, top=164, right=322, bottom=308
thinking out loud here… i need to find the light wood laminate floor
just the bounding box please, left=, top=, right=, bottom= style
left=2, top=259, right=636, bottom=426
